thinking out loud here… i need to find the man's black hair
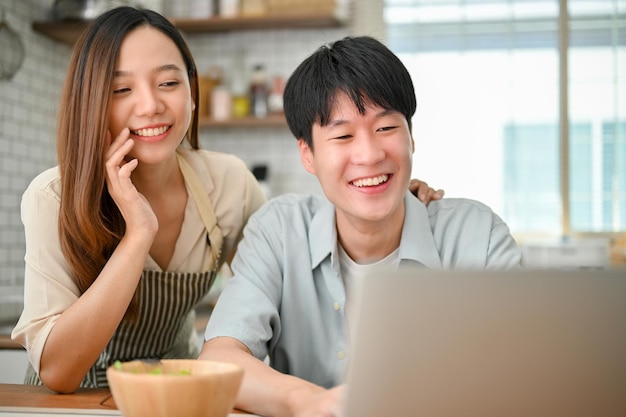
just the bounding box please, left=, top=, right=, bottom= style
left=283, top=36, right=417, bottom=149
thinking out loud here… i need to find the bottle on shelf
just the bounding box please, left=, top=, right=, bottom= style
left=231, top=50, right=251, bottom=118
left=241, top=0, right=268, bottom=16
left=249, top=64, right=269, bottom=119
left=211, top=74, right=232, bottom=121
left=190, top=0, right=215, bottom=17
left=219, top=0, right=240, bottom=17
left=199, top=66, right=223, bottom=118
left=268, top=75, right=285, bottom=114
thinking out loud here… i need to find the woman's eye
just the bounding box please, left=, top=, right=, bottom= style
left=160, top=80, right=180, bottom=87
left=113, top=87, right=130, bottom=94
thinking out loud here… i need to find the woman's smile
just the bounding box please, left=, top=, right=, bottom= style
left=130, top=125, right=171, bottom=143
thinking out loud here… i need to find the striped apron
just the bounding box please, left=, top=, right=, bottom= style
left=24, top=152, right=225, bottom=388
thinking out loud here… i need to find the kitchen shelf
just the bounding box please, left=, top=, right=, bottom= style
left=199, top=114, right=287, bottom=128
left=172, top=12, right=345, bottom=33
left=32, top=12, right=345, bottom=46
left=32, top=20, right=87, bottom=45
left=32, top=12, right=340, bottom=130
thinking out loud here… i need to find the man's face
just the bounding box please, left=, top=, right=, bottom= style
left=299, top=93, right=415, bottom=230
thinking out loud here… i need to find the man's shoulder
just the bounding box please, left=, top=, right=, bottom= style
left=256, top=193, right=328, bottom=218
left=426, top=197, right=495, bottom=215
left=412, top=196, right=504, bottom=231
left=243, top=193, right=331, bottom=237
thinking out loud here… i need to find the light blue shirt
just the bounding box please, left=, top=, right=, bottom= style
left=204, top=192, right=521, bottom=388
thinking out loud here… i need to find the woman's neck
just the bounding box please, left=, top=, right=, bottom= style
left=131, top=154, right=183, bottom=199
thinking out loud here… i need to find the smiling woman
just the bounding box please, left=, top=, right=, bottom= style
left=10, top=6, right=267, bottom=393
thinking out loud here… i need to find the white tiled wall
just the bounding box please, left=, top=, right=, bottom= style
left=0, top=0, right=65, bottom=292
left=0, top=0, right=352, bottom=304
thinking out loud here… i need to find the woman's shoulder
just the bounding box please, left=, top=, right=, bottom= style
left=21, top=167, right=62, bottom=221
left=179, top=148, right=248, bottom=172
left=177, top=148, right=264, bottom=209
left=23, top=166, right=61, bottom=200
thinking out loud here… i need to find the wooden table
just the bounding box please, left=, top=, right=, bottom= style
left=0, top=383, right=254, bottom=416
left=0, top=334, right=22, bottom=349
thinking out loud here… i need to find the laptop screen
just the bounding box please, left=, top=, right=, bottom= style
left=343, top=268, right=626, bottom=417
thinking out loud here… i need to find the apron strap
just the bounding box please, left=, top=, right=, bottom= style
left=176, top=152, right=223, bottom=271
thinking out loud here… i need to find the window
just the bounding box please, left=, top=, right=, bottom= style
left=384, top=0, right=626, bottom=238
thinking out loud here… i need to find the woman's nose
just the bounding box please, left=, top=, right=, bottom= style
left=135, top=86, right=163, bottom=116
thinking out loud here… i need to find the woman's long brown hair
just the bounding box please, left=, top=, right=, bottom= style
left=56, top=7, right=199, bottom=320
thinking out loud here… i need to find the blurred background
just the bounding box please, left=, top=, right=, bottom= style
left=0, top=0, right=624, bottom=381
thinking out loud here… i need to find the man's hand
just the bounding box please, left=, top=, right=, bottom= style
left=289, top=384, right=346, bottom=417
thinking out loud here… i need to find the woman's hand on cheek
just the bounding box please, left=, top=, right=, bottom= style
left=105, top=128, right=159, bottom=239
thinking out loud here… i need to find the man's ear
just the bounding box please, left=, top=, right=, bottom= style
left=298, top=139, right=315, bottom=175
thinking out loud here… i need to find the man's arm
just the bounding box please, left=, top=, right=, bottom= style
left=485, top=217, right=523, bottom=269
left=199, top=337, right=344, bottom=417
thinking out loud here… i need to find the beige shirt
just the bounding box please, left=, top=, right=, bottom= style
left=12, top=147, right=266, bottom=373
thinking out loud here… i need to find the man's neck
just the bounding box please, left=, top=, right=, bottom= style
left=336, top=204, right=405, bottom=264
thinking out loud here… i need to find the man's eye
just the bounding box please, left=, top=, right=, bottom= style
left=379, top=126, right=397, bottom=132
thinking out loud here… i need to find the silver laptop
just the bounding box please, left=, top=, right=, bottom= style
left=343, top=268, right=626, bottom=417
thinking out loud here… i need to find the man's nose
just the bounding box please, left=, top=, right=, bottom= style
left=353, top=132, right=385, bottom=164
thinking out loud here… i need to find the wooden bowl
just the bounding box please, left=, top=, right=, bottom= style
left=106, top=359, right=243, bottom=417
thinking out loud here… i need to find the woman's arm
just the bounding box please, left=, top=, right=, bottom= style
left=22, top=130, right=158, bottom=393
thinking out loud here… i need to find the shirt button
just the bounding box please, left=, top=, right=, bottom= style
left=337, top=351, right=345, bottom=360
left=333, top=302, right=341, bottom=311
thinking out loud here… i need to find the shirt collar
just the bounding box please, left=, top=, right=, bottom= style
left=398, top=191, right=443, bottom=269
left=308, top=192, right=443, bottom=271
left=309, top=197, right=337, bottom=270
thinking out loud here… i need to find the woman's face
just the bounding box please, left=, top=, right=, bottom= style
left=108, top=25, right=194, bottom=165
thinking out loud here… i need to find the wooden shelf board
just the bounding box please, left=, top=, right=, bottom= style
left=32, top=20, right=88, bottom=45
left=32, top=12, right=344, bottom=46
left=172, top=13, right=344, bottom=33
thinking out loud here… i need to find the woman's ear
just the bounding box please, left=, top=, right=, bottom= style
left=298, top=139, right=315, bottom=175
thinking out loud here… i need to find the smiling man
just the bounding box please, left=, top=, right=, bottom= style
left=199, top=36, right=522, bottom=417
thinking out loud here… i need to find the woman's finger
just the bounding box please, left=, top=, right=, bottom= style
left=117, top=158, right=138, bottom=181
left=105, top=139, right=134, bottom=182
left=105, top=128, right=131, bottom=161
